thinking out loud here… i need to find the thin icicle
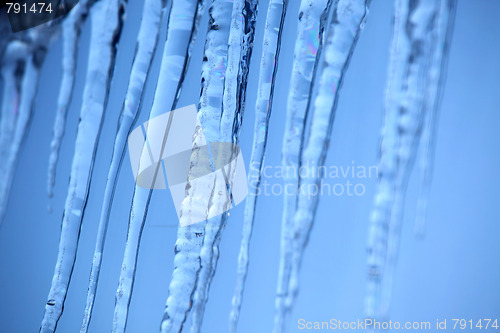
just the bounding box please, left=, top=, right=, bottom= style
left=229, top=0, right=288, bottom=331
left=81, top=0, right=164, bottom=331
left=111, top=1, right=206, bottom=332
left=190, top=1, right=257, bottom=332
left=0, top=42, right=28, bottom=226
left=0, top=25, right=57, bottom=226
left=274, top=0, right=332, bottom=331
left=47, top=0, right=93, bottom=201
left=365, top=0, right=456, bottom=326
left=288, top=0, right=370, bottom=319
left=414, top=0, right=457, bottom=237
left=220, top=0, right=258, bottom=141
left=40, top=1, right=125, bottom=331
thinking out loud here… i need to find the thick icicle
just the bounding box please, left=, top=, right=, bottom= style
left=160, top=1, right=233, bottom=331
left=274, top=0, right=332, bottom=331
left=111, top=1, right=206, bottom=332
left=414, top=0, right=456, bottom=237
left=365, top=0, right=456, bottom=325
left=229, top=0, right=288, bottom=331
left=40, top=1, right=125, bottom=331
left=0, top=26, right=57, bottom=226
left=189, top=1, right=258, bottom=332
left=288, top=0, right=370, bottom=320
left=80, top=0, right=164, bottom=331
left=47, top=0, right=93, bottom=201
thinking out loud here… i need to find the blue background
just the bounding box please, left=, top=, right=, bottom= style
left=0, top=0, right=499, bottom=332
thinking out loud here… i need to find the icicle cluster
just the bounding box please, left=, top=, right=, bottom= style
left=365, top=0, right=456, bottom=325
left=161, top=1, right=234, bottom=331
left=81, top=0, right=165, bottom=331
left=274, top=0, right=333, bottom=331
left=111, top=1, right=206, bottom=332
left=0, top=0, right=459, bottom=330
left=40, top=0, right=125, bottom=331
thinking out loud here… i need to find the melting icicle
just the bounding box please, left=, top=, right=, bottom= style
left=111, top=1, right=206, bottom=332
left=160, top=1, right=233, bottom=331
left=0, top=42, right=28, bottom=226
left=81, top=0, right=165, bottom=331
left=0, top=26, right=57, bottom=227
left=220, top=0, right=258, bottom=141
left=40, top=0, right=125, bottom=331
left=47, top=0, right=93, bottom=201
left=414, top=0, right=456, bottom=237
left=229, top=0, right=288, bottom=331
left=190, top=1, right=257, bottom=332
left=274, top=0, right=332, bottom=331
left=288, top=0, right=370, bottom=321
left=365, top=0, right=456, bottom=325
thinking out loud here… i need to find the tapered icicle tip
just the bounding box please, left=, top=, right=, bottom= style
left=189, top=0, right=237, bottom=330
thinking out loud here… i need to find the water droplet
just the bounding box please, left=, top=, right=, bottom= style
left=47, top=299, right=56, bottom=306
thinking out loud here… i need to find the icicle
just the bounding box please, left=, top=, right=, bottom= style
left=47, top=0, right=92, bottom=201
left=189, top=190, right=229, bottom=333
left=111, top=1, right=206, bottom=332
left=220, top=0, right=258, bottom=141
left=189, top=1, right=258, bottom=332
left=274, top=0, right=332, bottom=331
left=414, top=0, right=456, bottom=237
left=0, top=24, right=58, bottom=226
left=365, top=0, right=456, bottom=325
left=40, top=1, right=125, bottom=331
left=0, top=42, right=28, bottom=226
left=229, top=0, right=288, bottom=331
left=287, top=0, right=370, bottom=321
left=160, top=1, right=233, bottom=331
left=80, top=0, right=164, bottom=331
left=160, top=214, right=207, bottom=333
